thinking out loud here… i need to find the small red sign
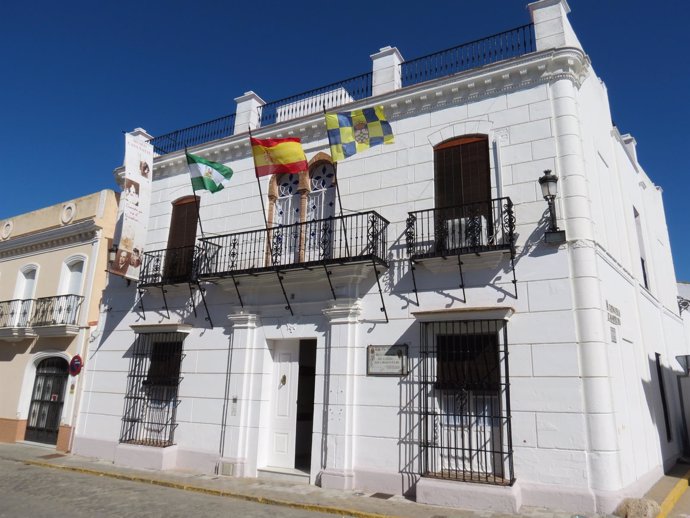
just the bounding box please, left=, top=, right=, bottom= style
left=69, top=355, right=83, bottom=376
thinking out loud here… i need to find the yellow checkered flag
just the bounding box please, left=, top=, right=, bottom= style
left=325, top=105, right=394, bottom=162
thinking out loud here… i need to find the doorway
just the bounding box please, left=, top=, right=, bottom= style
left=25, top=357, right=69, bottom=445
left=267, top=339, right=316, bottom=473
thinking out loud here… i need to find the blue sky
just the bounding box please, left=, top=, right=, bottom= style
left=1, top=1, right=689, bottom=279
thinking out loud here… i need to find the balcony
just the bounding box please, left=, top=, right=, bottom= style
left=139, top=245, right=199, bottom=287
left=198, top=211, right=389, bottom=279
left=406, top=198, right=515, bottom=271
left=0, top=295, right=84, bottom=341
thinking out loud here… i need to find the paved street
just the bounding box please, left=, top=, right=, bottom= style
left=0, top=457, right=332, bottom=518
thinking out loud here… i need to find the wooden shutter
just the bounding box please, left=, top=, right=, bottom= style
left=163, top=196, right=199, bottom=282
left=167, top=197, right=199, bottom=249
left=434, top=135, right=491, bottom=209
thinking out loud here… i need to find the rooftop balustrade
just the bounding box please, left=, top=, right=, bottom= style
left=146, top=25, right=535, bottom=155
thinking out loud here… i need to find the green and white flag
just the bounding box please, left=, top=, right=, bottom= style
left=186, top=152, right=234, bottom=193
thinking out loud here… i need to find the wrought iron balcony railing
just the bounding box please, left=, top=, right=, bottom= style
left=0, top=299, right=34, bottom=328
left=148, top=113, right=237, bottom=155
left=139, top=245, right=200, bottom=287
left=198, top=211, right=389, bottom=278
left=145, top=24, right=534, bottom=155
left=0, top=295, right=84, bottom=328
left=401, top=24, right=535, bottom=88
left=406, top=198, right=515, bottom=259
left=31, top=295, right=84, bottom=326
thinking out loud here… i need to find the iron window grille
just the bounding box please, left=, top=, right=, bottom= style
left=120, top=332, right=186, bottom=448
left=419, top=319, right=514, bottom=485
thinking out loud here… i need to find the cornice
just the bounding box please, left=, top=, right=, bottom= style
left=150, top=48, right=591, bottom=182
left=0, top=220, right=101, bottom=260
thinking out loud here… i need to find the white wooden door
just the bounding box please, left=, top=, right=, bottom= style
left=268, top=340, right=300, bottom=469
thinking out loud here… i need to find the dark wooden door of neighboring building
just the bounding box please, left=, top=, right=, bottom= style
left=25, top=357, right=69, bottom=445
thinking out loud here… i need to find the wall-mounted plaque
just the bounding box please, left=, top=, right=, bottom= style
left=367, top=344, right=408, bottom=376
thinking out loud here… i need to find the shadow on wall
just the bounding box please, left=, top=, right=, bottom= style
left=642, top=353, right=686, bottom=469
left=397, top=323, right=422, bottom=498
left=384, top=210, right=557, bottom=312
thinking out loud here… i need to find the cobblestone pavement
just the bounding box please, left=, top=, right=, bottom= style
left=0, top=443, right=615, bottom=518
left=0, top=456, right=334, bottom=518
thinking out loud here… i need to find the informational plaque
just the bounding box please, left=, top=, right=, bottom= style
left=367, top=344, right=408, bottom=376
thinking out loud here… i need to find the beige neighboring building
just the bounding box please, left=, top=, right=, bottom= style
left=0, top=190, right=118, bottom=451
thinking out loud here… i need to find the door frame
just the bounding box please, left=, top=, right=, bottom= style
left=17, top=352, right=73, bottom=442
left=24, top=356, right=70, bottom=445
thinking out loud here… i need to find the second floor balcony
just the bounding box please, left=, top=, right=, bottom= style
left=138, top=211, right=389, bottom=289
left=199, top=211, right=389, bottom=278
left=0, top=294, right=84, bottom=341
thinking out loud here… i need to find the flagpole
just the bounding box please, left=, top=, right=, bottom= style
left=249, top=128, right=270, bottom=229
left=249, top=128, right=294, bottom=316
left=323, top=105, right=350, bottom=257
left=185, top=147, right=206, bottom=239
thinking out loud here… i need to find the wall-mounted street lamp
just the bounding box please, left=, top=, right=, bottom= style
left=538, top=169, right=566, bottom=244
left=108, top=243, right=118, bottom=266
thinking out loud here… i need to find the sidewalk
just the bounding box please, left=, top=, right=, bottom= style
left=643, top=461, right=690, bottom=518
left=0, top=442, right=609, bottom=518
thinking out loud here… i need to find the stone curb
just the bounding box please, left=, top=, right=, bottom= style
left=24, top=459, right=401, bottom=518
left=658, top=467, right=690, bottom=518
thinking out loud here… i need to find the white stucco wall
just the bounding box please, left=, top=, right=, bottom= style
left=73, top=2, right=688, bottom=514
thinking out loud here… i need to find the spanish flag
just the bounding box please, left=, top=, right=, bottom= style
left=250, top=137, right=308, bottom=177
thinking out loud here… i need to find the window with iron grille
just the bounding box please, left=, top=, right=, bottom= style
left=120, top=332, right=185, bottom=448
left=419, top=319, right=514, bottom=485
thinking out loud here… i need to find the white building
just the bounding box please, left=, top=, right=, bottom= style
left=72, top=0, right=688, bottom=513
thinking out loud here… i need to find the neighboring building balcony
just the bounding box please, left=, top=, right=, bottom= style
left=406, top=198, right=516, bottom=271
left=139, top=245, right=199, bottom=287
left=0, top=294, right=84, bottom=341
left=197, top=211, right=389, bottom=280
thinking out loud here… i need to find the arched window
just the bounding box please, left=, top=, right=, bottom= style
left=307, top=161, right=336, bottom=222
left=10, top=266, right=38, bottom=327
left=63, top=259, right=84, bottom=295
left=17, top=266, right=37, bottom=300
left=274, top=173, right=301, bottom=227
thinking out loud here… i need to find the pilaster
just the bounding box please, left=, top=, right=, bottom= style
left=224, top=312, right=260, bottom=474
left=319, top=300, right=361, bottom=490
left=551, top=78, right=621, bottom=492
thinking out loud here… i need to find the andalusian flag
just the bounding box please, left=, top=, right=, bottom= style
left=250, top=137, right=308, bottom=177
left=186, top=152, right=234, bottom=193
left=325, top=105, right=394, bottom=162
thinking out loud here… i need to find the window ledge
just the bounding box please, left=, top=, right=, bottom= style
left=412, top=307, right=515, bottom=322
left=130, top=323, right=193, bottom=334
